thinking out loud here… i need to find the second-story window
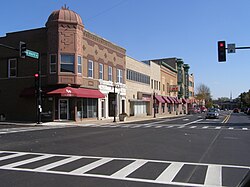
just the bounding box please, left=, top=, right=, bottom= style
left=99, top=63, right=103, bottom=80
left=88, top=60, right=93, bottom=78
left=60, top=54, right=75, bottom=73
left=108, top=66, right=112, bottom=81
left=8, top=58, right=17, bottom=78
left=50, top=54, right=57, bottom=74
left=117, top=69, right=123, bottom=83
left=78, top=56, right=82, bottom=74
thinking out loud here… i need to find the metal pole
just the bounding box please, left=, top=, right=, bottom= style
left=37, top=54, right=42, bottom=124
left=153, top=92, right=156, bottom=118
left=113, top=85, right=116, bottom=122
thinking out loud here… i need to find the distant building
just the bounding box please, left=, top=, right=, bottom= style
left=0, top=7, right=126, bottom=122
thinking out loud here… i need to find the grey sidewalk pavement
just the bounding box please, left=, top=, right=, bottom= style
left=0, top=114, right=187, bottom=127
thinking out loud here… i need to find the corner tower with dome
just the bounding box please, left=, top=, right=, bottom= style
left=0, top=7, right=126, bottom=122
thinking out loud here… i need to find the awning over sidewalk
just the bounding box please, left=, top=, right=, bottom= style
left=47, top=87, right=105, bottom=98
left=162, top=96, right=171, bottom=104
left=167, top=96, right=175, bottom=104
left=154, top=95, right=165, bottom=103
left=182, top=98, right=188, bottom=104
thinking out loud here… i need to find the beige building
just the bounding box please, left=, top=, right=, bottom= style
left=126, top=56, right=154, bottom=116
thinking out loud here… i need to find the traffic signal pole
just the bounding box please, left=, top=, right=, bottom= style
left=37, top=55, right=42, bottom=124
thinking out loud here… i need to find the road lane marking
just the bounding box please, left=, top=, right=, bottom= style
left=33, top=156, right=82, bottom=171
left=0, top=150, right=249, bottom=187
left=156, top=162, right=184, bottom=183
left=0, top=155, right=53, bottom=169
left=111, top=160, right=147, bottom=178
left=144, top=117, right=186, bottom=126
left=190, top=126, right=197, bottom=129
left=202, top=126, right=209, bottom=129
left=70, top=158, right=113, bottom=174
left=204, top=165, right=222, bottom=186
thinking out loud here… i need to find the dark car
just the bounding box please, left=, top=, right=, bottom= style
left=233, top=108, right=239, bottom=113
left=247, top=108, right=250, bottom=115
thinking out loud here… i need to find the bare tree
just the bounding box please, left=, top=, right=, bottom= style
left=195, top=84, right=212, bottom=107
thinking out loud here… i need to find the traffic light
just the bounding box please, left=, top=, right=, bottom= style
left=218, top=41, right=226, bottom=62
left=34, top=73, right=39, bottom=90
left=19, top=41, right=26, bottom=58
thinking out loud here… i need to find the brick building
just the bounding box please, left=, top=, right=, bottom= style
left=0, top=7, right=126, bottom=122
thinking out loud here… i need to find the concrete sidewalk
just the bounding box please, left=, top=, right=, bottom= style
left=0, top=114, right=186, bottom=127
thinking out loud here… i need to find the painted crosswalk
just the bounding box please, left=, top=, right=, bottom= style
left=79, top=123, right=250, bottom=131
left=0, top=150, right=249, bottom=187
left=0, top=125, right=72, bottom=135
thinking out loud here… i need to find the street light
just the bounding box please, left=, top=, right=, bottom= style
left=113, top=85, right=116, bottom=122
left=153, top=92, right=156, bottom=118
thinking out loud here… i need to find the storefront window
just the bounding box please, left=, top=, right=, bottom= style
left=77, top=98, right=98, bottom=118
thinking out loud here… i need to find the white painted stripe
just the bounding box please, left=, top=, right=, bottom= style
left=1, top=155, right=53, bottom=168
left=2, top=150, right=250, bottom=170
left=165, top=126, right=174, bottom=128
left=156, top=162, right=184, bottom=182
left=215, top=127, right=221, bottom=129
left=144, top=117, right=186, bottom=126
left=190, top=126, right=197, bottom=129
left=242, top=128, right=248, bottom=130
left=202, top=126, right=209, bottom=129
left=181, top=119, right=203, bottom=127
left=70, top=158, right=113, bottom=174
left=228, top=127, right=234, bottom=130
left=111, top=160, right=147, bottom=178
left=0, top=152, right=27, bottom=161
left=33, top=156, right=82, bottom=171
left=204, top=165, right=222, bottom=186
left=154, top=126, right=162, bottom=128
left=178, top=126, right=185, bottom=129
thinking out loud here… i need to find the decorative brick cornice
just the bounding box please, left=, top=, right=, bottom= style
left=83, top=30, right=126, bottom=54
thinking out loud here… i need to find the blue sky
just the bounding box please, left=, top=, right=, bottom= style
left=1, top=0, right=249, bottom=99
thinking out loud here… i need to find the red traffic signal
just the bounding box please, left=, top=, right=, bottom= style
left=218, top=41, right=226, bottom=62
left=34, top=73, right=39, bottom=78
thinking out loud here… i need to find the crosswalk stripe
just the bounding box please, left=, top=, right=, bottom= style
left=229, top=127, right=234, bottom=130
left=202, top=126, right=209, bottom=129
left=215, top=127, right=221, bottom=129
left=190, top=126, right=197, bottom=129
left=204, top=165, right=222, bottom=186
left=111, top=160, right=147, bottom=178
left=33, top=156, right=82, bottom=171
left=70, top=158, right=113, bottom=174
left=156, top=162, right=184, bottom=183
left=242, top=128, right=248, bottom=130
left=0, top=152, right=27, bottom=161
left=1, top=155, right=53, bottom=169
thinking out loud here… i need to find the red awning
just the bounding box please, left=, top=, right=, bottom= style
left=162, top=96, right=171, bottom=104
left=182, top=98, right=188, bottom=104
left=154, top=95, right=165, bottom=103
left=47, top=87, right=105, bottom=98
left=167, top=96, right=175, bottom=104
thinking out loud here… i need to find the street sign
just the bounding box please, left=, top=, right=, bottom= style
left=227, top=43, right=236, bottom=53
left=26, top=49, right=39, bottom=59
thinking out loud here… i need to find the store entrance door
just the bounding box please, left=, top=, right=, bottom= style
left=59, top=99, right=69, bottom=120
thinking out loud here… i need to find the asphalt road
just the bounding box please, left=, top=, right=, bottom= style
left=0, top=112, right=249, bottom=187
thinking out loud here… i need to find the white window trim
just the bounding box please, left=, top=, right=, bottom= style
left=117, top=69, right=123, bottom=83
left=99, top=63, right=103, bottom=80
left=78, top=55, right=82, bottom=75
left=108, top=66, right=112, bottom=81
left=88, top=60, right=94, bottom=78
left=8, top=58, right=17, bottom=78
left=50, top=54, right=57, bottom=74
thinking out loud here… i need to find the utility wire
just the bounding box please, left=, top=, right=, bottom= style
left=85, top=0, right=128, bottom=22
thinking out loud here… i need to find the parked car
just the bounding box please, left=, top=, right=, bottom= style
left=205, top=108, right=219, bottom=119
left=247, top=108, right=250, bottom=115
left=233, top=108, right=239, bottom=113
